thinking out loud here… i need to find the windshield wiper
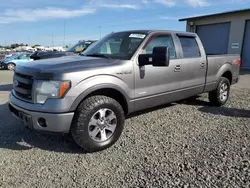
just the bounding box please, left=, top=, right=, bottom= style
left=85, top=53, right=111, bottom=59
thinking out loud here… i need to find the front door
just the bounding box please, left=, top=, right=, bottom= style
left=133, top=34, right=184, bottom=111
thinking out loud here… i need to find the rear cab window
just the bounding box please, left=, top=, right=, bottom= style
left=178, top=36, right=201, bottom=58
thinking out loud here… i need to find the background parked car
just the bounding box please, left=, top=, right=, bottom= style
left=1, top=52, right=19, bottom=60
left=30, top=40, right=97, bottom=60
left=0, top=52, right=33, bottom=70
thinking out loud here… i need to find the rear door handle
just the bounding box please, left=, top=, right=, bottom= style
left=174, top=65, right=181, bottom=72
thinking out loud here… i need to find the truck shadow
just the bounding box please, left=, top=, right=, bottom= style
left=0, top=102, right=86, bottom=154
left=0, top=97, right=248, bottom=153
left=198, top=106, right=250, bottom=118
left=0, top=84, right=12, bottom=91
left=180, top=96, right=250, bottom=118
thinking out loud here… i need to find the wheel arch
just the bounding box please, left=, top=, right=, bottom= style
left=70, top=84, right=131, bottom=115
left=7, top=62, right=16, bottom=65
left=216, top=63, right=233, bottom=86
left=221, top=71, right=232, bottom=84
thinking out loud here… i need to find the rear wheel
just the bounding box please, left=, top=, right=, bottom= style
left=70, top=95, right=125, bottom=152
left=7, top=63, right=15, bottom=71
left=209, top=77, right=230, bottom=106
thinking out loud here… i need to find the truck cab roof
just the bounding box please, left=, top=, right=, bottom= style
left=113, top=29, right=196, bottom=36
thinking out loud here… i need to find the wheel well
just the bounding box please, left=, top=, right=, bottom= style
left=8, top=62, right=15, bottom=65
left=85, top=88, right=128, bottom=115
left=222, top=71, right=232, bottom=84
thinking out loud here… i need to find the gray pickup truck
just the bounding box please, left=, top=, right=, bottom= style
left=8, top=30, right=241, bottom=152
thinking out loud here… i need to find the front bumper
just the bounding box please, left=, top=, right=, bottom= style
left=9, top=101, right=74, bottom=133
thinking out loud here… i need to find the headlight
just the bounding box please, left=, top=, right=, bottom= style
left=35, top=80, right=71, bottom=104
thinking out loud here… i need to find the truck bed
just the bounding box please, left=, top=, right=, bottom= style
left=206, top=54, right=241, bottom=89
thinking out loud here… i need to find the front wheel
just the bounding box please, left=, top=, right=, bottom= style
left=209, top=77, right=230, bottom=106
left=70, top=95, right=125, bottom=152
left=7, top=63, right=15, bottom=71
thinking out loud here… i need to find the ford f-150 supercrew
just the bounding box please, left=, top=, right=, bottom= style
left=8, top=30, right=241, bottom=152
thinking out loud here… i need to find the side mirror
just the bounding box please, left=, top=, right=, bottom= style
left=138, top=47, right=170, bottom=67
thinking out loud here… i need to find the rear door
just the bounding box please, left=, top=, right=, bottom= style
left=175, top=34, right=207, bottom=95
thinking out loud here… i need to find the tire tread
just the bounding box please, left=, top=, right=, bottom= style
left=71, top=95, right=125, bottom=152
left=209, top=77, right=230, bottom=107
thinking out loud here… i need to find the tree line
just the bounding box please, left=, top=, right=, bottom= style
left=0, top=44, right=41, bottom=49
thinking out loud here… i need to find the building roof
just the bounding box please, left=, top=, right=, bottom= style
left=179, top=8, right=250, bottom=21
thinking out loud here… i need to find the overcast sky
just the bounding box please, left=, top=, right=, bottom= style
left=0, top=0, right=249, bottom=46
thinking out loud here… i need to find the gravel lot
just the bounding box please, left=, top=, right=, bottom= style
left=0, top=70, right=250, bottom=187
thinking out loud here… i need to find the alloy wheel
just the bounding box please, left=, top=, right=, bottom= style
left=219, top=83, right=229, bottom=102
left=88, top=108, right=117, bottom=142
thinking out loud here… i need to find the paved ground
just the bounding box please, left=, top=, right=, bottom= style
left=0, top=70, right=13, bottom=85
left=0, top=70, right=250, bottom=187
left=235, top=70, right=250, bottom=89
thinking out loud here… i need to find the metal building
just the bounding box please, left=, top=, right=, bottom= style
left=179, top=8, right=250, bottom=69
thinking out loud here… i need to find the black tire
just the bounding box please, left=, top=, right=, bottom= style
left=70, top=95, right=125, bottom=152
left=209, top=77, right=230, bottom=106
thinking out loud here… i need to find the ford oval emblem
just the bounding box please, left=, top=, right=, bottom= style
left=13, top=80, right=19, bottom=87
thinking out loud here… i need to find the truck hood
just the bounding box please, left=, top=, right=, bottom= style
left=15, top=55, right=119, bottom=74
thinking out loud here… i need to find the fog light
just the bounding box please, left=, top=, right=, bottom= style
left=38, top=118, right=47, bottom=128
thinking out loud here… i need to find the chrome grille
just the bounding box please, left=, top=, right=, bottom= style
left=13, top=72, right=33, bottom=102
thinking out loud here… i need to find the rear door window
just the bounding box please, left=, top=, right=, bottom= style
left=178, top=36, right=201, bottom=58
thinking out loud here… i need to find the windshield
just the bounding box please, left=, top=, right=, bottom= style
left=67, top=41, right=93, bottom=53
left=81, top=32, right=148, bottom=60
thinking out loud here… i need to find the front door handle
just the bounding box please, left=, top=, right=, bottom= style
left=174, top=65, right=181, bottom=72
left=200, top=62, right=205, bottom=68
